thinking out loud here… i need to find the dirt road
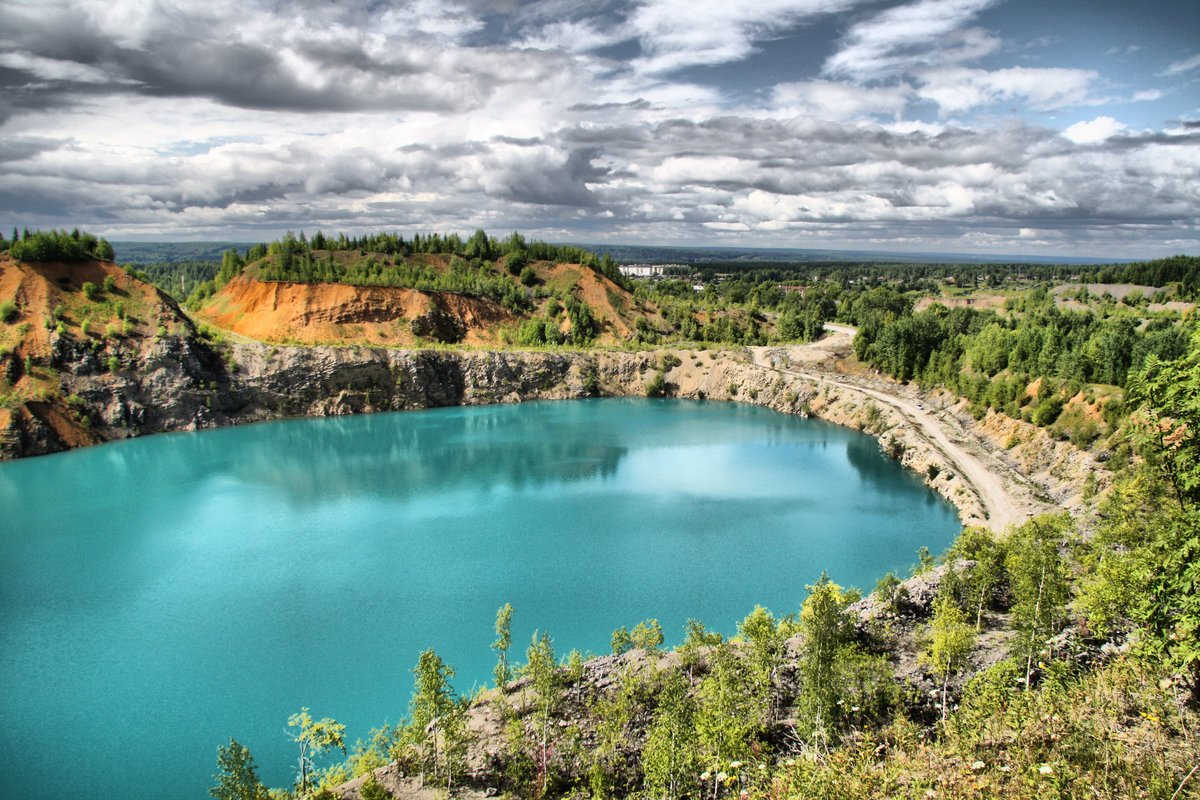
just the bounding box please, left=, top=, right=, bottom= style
left=750, top=327, right=1046, bottom=532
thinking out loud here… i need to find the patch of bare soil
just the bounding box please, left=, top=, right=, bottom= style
left=198, top=276, right=517, bottom=346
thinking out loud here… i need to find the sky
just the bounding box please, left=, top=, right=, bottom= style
left=1, top=0, right=1198, bottom=257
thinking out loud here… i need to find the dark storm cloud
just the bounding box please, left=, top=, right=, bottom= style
left=0, top=0, right=574, bottom=114
left=0, top=136, right=65, bottom=163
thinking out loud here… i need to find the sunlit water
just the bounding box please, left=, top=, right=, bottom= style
left=0, top=398, right=960, bottom=798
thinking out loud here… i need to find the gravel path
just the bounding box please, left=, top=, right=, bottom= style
left=750, top=325, right=1049, bottom=532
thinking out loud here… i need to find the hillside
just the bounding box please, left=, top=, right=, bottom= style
left=0, top=253, right=235, bottom=455
left=193, top=252, right=668, bottom=347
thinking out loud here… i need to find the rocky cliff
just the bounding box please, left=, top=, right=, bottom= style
left=3, top=329, right=1074, bottom=529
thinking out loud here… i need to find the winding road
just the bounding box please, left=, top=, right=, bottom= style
left=750, top=324, right=1042, bottom=531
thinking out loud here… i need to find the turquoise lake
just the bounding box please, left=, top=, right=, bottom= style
left=0, top=398, right=960, bottom=799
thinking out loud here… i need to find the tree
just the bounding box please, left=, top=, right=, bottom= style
left=287, top=708, right=346, bottom=795
left=210, top=738, right=269, bottom=800
left=1127, top=331, right=1200, bottom=509
left=947, top=527, right=1007, bottom=629
left=524, top=631, right=561, bottom=796
left=409, top=649, right=459, bottom=786
left=464, top=229, right=493, bottom=260
left=94, top=237, right=115, bottom=261
left=1102, top=338, right=1200, bottom=697
left=923, top=595, right=976, bottom=720
left=642, top=670, right=699, bottom=800
left=694, top=645, right=760, bottom=798
left=737, top=606, right=792, bottom=721
left=1005, top=515, right=1071, bottom=689
left=631, top=618, right=665, bottom=651
left=493, top=603, right=514, bottom=689
left=611, top=626, right=634, bottom=655
left=796, top=572, right=854, bottom=745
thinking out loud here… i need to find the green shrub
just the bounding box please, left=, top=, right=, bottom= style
left=359, top=775, right=389, bottom=800
left=646, top=370, right=667, bottom=397
left=102, top=275, right=116, bottom=293
left=1031, top=395, right=1064, bottom=426
left=0, top=300, right=16, bottom=323
left=81, top=281, right=98, bottom=300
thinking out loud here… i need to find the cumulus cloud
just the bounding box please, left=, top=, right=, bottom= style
left=1063, top=116, right=1127, bottom=144
left=0, top=0, right=1196, bottom=256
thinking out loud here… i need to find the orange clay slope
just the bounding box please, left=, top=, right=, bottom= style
left=195, top=255, right=669, bottom=347
left=0, top=255, right=192, bottom=451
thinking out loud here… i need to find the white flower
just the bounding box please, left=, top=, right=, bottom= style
left=971, top=761, right=985, bottom=771
left=1038, top=764, right=1054, bottom=775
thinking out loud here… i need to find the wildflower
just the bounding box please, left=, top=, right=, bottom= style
left=1038, top=764, right=1053, bottom=775
left=730, top=761, right=744, bottom=770
left=701, top=772, right=711, bottom=782
left=717, top=772, right=729, bottom=783
left=971, top=761, right=985, bottom=771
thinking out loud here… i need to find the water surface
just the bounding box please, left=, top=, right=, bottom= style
left=0, top=399, right=959, bottom=798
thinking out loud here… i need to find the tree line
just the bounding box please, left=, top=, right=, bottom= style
left=2, top=227, right=115, bottom=262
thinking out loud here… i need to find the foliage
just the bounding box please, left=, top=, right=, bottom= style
left=642, top=670, right=700, bottom=800
left=8, top=227, right=114, bottom=262
left=493, top=602, right=514, bottom=689
left=407, top=648, right=466, bottom=788
left=524, top=631, right=562, bottom=797
left=796, top=573, right=855, bottom=744
left=287, top=708, right=346, bottom=795
left=210, top=739, right=270, bottom=800
left=946, top=527, right=1007, bottom=629
left=347, top=725, right=398, bottom=778
left=1127, top=330, right=1200, bottom=508
left=1005, top=515, right=1072, bottom=689
left=923, top=595, right=976, bottom=720
left=358, top=774, right=389, bottom=800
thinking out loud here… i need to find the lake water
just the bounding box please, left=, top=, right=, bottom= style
left=0, top=399, right=960, bottom=799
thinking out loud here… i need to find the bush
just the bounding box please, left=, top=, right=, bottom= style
left=81, top=281, right=99, bottom=300
left=519, top=266, right=538, bottom=287
left=102, top=275, right=116, bottom=294
left=646, top=370, right=667, bottom=397
left=359, top=775, right=389, bottom=800
left=1031, top=395, right=1064, bottom=427
left=0, top=300, right=16, bottom=324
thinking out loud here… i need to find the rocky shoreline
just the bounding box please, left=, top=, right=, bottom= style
left=1, top=319, right=1096, bottom=531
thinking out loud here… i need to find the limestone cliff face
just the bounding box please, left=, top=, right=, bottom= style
left=3, top=334, right=1087, bottom=531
